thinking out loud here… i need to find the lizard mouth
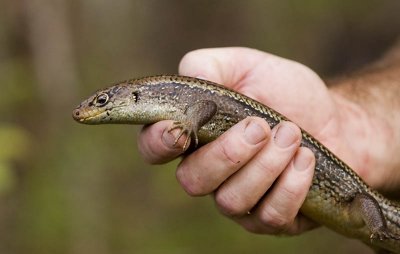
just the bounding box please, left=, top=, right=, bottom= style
left=72, top=104, right=128, bottom=124
left=72, top=107, right=106, bottom=123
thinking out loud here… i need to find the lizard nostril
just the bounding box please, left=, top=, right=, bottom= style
left=72, top=109, right=81, bottom=120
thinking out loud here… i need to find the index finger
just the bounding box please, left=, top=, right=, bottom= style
left=178, top=47, right=266, bottom=90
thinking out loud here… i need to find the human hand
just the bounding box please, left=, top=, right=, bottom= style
left=137, top=47, right=385, bottom=235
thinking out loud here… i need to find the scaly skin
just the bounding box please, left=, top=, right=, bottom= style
left=73, top=75, right=400, bottom=253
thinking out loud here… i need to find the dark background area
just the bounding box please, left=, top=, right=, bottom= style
left=1, top=1, right=400, bottom=253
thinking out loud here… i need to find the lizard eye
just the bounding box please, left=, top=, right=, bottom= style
left=95, top=93, right=109, bottom=107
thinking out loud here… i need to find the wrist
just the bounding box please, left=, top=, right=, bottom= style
left=330, top=91, right=400, bottom=193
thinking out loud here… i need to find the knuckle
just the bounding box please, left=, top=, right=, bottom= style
left=283, top=224, right=302, bottom=236
left=240, top=222, right=264, bottom=234
left=280, top=185, right=301, bottom=203
left=259, top=206, right=292, bottom=232
left=253, top=156, right=270, bottom=171
left=215, top=189, right=248, bottom=216
left=215, top=137, right=243, bottom=165
left=253, top=156, right=278, bottom=178
left=176, top=164, right=207, bottom=196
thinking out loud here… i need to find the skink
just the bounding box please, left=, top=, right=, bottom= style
left=72, top=75, right=400, bottom=253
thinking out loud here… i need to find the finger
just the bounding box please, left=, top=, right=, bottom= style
left=138, top=120, right=189, bottom=164
left=176, top=117, right=270, bottom=196
left=236, top=147, right=316, bottom=235
left=214, top=121, right=302, bottom=216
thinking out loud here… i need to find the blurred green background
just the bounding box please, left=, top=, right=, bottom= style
left=1, top=1, right=400, bottom=253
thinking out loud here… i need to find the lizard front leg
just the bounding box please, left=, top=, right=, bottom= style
left=168, top=100, right=217, bottom=150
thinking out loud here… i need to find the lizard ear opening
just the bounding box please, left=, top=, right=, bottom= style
left=132, top=91, right=139, bottom=103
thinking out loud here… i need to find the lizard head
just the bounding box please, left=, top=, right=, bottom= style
left=72, top=82, right=141, bottom=124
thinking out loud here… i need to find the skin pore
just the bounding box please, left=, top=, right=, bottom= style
left=137, top=43, right=400, bottom=235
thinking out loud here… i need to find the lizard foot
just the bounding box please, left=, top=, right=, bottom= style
left=167, top=121, right=198, bottom=151
left=370, top=228, right=400, bottom=242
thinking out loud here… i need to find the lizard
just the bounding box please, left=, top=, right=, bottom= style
left=72, top=75, right=400, bottom=253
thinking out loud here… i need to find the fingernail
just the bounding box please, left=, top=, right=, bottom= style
left=244, top=120, right=267, bottom=145
left=274, top=122, right=298, bottom=148
left=294, top=150, right=312, bottom=171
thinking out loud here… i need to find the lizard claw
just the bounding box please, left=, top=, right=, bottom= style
left=370, top=229, right=400, bottom=242
left=168, top=121, right=197, bottom=151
